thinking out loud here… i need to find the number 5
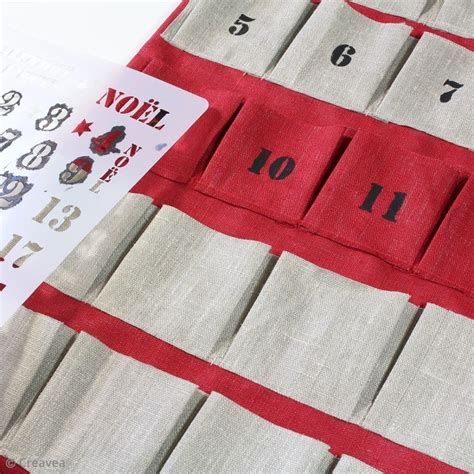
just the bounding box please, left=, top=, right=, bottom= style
left=229, top=14, right=255, bottom=36
left=440, top=79, right=463, bottom=103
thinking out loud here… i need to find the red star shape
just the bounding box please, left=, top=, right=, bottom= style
left=72, top=120, right=93, bottom=136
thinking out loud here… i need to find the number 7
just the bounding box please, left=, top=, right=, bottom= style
left=12, top=241, right=43, bottom=268
left=440, top=79, right=463, bottom=103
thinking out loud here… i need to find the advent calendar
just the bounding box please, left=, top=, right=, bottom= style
left=0, top=1, right=473, bottom=473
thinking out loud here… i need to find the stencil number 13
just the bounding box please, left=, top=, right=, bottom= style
left=33, top=197, right=81, bottom=232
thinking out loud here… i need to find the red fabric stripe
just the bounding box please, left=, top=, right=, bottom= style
left=0, top=457, right=28, bottom=474
left=347, top=1, right=474, bottom=49
left=126, top=0, right=474, bottom=317
left=21, top=284, right=465, bottom=474
left=130, top=173, right=474, bottom=318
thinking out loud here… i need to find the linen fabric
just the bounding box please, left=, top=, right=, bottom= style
left=333, top=455, right=381, bottom=473
left=362, top=304, right=474, bottom=471
left=94, top=205, right=273, bottom=363
left=0, top=307, right=75, bottom=440
left=415, top=177, right=474, bottom=296
left=161, top=0, right=198, bottom=41
left=161, top=392, right=335, bottom=474
left=0, top=332, right=205, bottom=474
left=268, top=0, right=412, bottom=113
left=47, top=193, right=157, bottom=303
left=197, top=101, right=346, bottom=224
left=222, top=252, right=417, bottom=422
left=374, top=33, right=474, bottom=150
left=302, top=130, right=462, bottom=270
left=163, top=0, right=313, bottom=77
left=352, top=0, right=429, bottom=21
left=428, top=0, right=474, bottom=38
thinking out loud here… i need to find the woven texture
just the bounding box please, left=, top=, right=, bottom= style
left=141, top=59, right=244, bottom=183
left=333, top=455, right=381, bottom=473
left=162, top=392, right=334, bottom=473
left=94, top=205, right=273, bottom=362
left=375, top=33, right=474, bottom=150
left=428, top=0, right=474, bottom=38
left=302, top=130, right=462, bottom=270
left=197, top=101, right=345, bottom=224
left=362, top=304, right=474, bottom=471
left=1, top=332, right=205, bottom=473
left=416, top=177, right=474, bottom=296
left=269, top=0, right=411, bottom=112
left=353, top=0, right=428, bottom=21
left=47, top=193, right=157, bottom=302
left=0, top=307, right=75, bottom=440
left=163, top=0, right=313, bottom=76
left=222, top=252, right=417, bottom=422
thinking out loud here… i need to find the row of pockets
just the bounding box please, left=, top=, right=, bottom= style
left=354, top=0, right=474, bottom=38
left=220, top=254, right=473, bottom=471
left=45, top=192, right=159, bottom=303
left=0, top=311, right=380, bottom=472
left=161, top=0, right=473, bottom=149
left=196, top=112, right=466, bottom=273
left=9, top=248, right=473, bottom=470
left=48, top=132, right=473, bottom=307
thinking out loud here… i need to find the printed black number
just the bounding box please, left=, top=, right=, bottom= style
left=248, top=148, right=295, bottom=181
left=0, top=172, right=34, bottom=210
left=331, top=44, right=356, bottom=67
left=440, top=79, right=463, bottom=103
left=0, top=90, right=22, bottom=116
left=229, top=14, right=255, bottom=36
left=17, top=140, right=57, bottom=170
left=359, top=183, right=406, bottom=223
left=0, top=128, right=22, bottom=152
left=35, top=103, right=73, bottom=131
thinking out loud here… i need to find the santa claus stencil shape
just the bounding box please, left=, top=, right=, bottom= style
left=59, top=156, right=94, bottom=185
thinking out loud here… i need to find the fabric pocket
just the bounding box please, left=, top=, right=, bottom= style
left=429, top=0, right=474, bottom=38
left=0, top=332, right=205, bottom=473
left=221, top=252, right=417, bottom=423
left=161, top=392, right=334, bottom=474
left=268, top=0, right=412, bottom=113
left=362, top=304, right=473, bottom=472
left=352, top=0, right=429, bottom=21
left=196, top=101, right=346, bottom=224
left=374, top=33, right=474, bottom=150
left=415, top=177, right=474, bottom=296
left=142, top=59, right=243, bottom=183
left=162, top=0, right=313, bottom=77
left=93, top=205, right=273, bottom=363
left=333, top=455, right=381, bottom=473
left=46, top=192, right=157, bottom=303
left=0, top=307, right=75, bottom=440
left=301, top=130, right=462, bottom=270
